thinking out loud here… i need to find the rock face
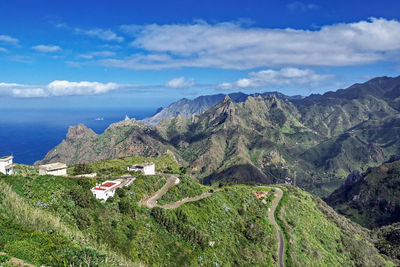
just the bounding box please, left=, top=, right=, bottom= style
left=66, top=124, right=96, bottom=141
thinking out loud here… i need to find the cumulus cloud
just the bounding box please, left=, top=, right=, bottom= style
left=47, top=80, right=119, bottom=96
left=0, top=34, right=19, bottom=44
left=0, top=80, right=120, bottom=98
left=217, top=68, right=332, bottom=90
left=165, top=76, right=195, bottom=89
left=106, top=18, right=400, bottom=70
left=32, top=45, right=61, bottom=53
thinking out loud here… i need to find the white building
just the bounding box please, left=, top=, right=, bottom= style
left=127, top=163, right=155, bottom=175
left=91, top=180, right=122, bottom=201
left=0, top=156, right=14, bottom=175
left=39, top=162, right=68, bottom=176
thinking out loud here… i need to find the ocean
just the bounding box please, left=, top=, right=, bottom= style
left=0, top=108, right=155, bottom=165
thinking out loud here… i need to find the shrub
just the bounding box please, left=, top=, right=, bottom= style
left=69, top=188, right=93, bottom=208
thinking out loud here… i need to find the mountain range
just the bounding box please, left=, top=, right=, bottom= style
left=36, top=75, right=400, bottom=196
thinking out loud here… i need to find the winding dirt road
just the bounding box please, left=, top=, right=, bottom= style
left=139, top=174, right=213, bottom=209
left=268, top=187, right=285, bottom=267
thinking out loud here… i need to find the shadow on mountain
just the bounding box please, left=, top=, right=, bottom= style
left=203, top=164, right=273, bottom=186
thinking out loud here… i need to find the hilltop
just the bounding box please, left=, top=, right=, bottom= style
left=0, top=156, right=394, bottom=266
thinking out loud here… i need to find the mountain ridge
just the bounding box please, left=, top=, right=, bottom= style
left=37, top=75, right=400, bottom=196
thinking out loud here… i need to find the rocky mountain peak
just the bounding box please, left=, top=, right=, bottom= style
left=222, top=94, right=233, bottom=103
left=66, top=124, right=96, bottom=140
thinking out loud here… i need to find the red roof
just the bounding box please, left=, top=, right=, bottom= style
left=91, top=181, right=122, bottom=192
left=102, top=182, right=116, bottom=188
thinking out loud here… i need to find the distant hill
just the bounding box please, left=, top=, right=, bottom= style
left=325, top=158, right=400, bottom=229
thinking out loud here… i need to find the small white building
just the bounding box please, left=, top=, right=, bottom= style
left=127, top=163, right=155, bottom=175
left=39, top=162, right=68, bottom=176
left=91, top=180, right=122, bottom=201
left=0, top=156, right=14, bottom=175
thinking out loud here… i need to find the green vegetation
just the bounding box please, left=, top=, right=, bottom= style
left=1, top=153, right=396, bottom=266
left=68, top=154, right=182, bottom=177
left=374, top=223, right=400, bottom=264
left=0, top=169, right=278, bottom=266
left=157, top=175, right=207, bottom=205
left=13, top=164, right=38, bottom=176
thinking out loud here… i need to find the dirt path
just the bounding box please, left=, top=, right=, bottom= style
left=139, top=174, right=214, bottom=209
left=140, top=174, right=180, bottom=208
left=265, top=187, right=285, bottom=267
left=160, top=191, right=212, bottom=209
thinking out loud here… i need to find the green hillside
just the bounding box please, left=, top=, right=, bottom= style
left=0, top=156, right=394, bottom=266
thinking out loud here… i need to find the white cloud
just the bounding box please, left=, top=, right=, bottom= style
left=0, top=47, right=7, bottom=53
left=32, top=45, right=61, bottom=53
left=287, top=2, right=318, bottom=12
left=217, top=68, right=332, bottom=90
left=77, top=50, right=116, bottom=59
left=0, top=34, right=19, bottom=44
left=77, top=28, right=124, bottom=42
left=12, top=88, right=48, bottom=97
left=47, top=80, right=119, bottom=96
left=165, top=76, right=195, bottom=89
left=104, top=18, right=400, bottom=70
left=0, top=80, right=120, bottom=98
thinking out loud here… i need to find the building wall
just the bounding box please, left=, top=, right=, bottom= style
left=144, top=164, right=155, bottom=175
left=91, top=188, right=116, bottom=201
left=0, top=158, right=13, bottom=175
left=39, top=168, right=67, bottom=176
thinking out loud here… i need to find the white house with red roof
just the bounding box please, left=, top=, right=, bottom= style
left=91, top=180, right=122, bottom=201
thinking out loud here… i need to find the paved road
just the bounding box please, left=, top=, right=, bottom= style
left=266, top=187, right=285, bottom=267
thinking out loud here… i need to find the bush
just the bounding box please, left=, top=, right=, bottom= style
left=69, top=188, right=93, bottom=208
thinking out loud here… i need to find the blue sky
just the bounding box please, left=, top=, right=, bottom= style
left=1, top=0, right=400, bottom=110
